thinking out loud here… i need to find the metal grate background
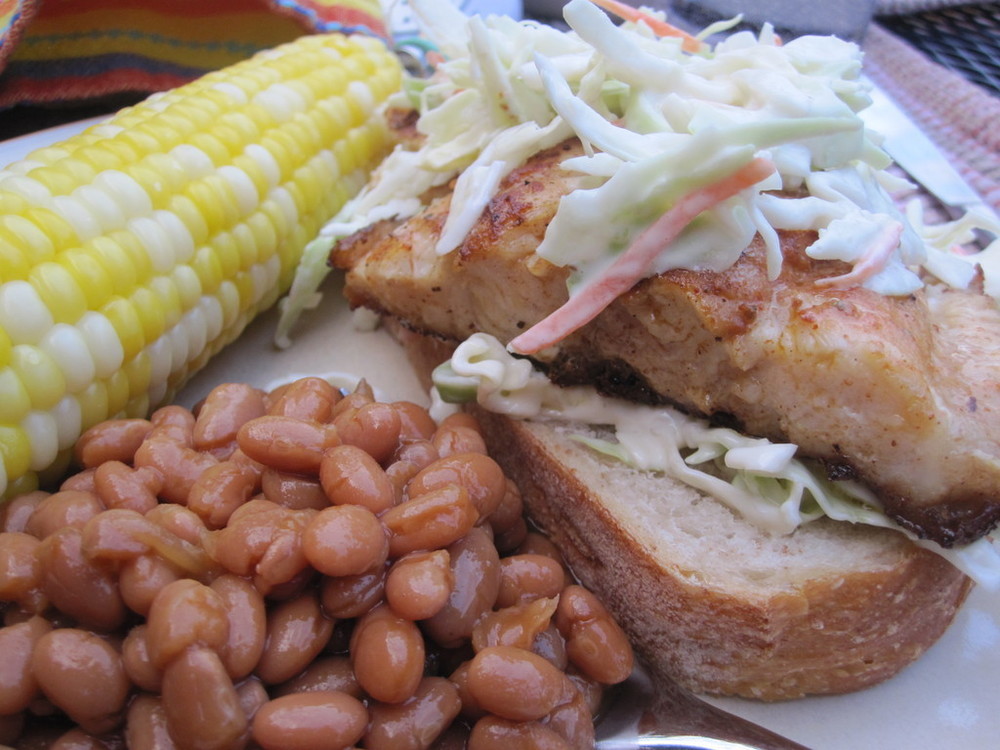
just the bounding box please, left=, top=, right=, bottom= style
left=879, top=3, right=1000, bottom=96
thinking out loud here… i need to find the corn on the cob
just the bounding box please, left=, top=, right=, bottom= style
left=0, top=33, right=402, bottom=500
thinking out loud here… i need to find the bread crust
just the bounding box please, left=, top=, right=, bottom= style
left=389, top=321, right=974, bottom=701
left=474, top=409, right=972, bottom=700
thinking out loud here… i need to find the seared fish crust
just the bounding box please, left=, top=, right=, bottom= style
left=332, top=140, right=1000, bottom=547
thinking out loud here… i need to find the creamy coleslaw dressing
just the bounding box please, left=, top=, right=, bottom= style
left=432, top=333, right=1000, bottom=587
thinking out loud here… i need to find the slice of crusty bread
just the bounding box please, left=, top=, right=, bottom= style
left=389, top=321, right=973, bottom=701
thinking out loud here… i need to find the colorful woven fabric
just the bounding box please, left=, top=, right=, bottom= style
left=0, top=0, right=387, bottom=109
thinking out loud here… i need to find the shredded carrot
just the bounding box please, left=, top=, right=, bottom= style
left=815, top=220, right=903, bottom=289
left=509, top=157, right=777, bottom=355
left=586, top=0, right=707, bottom=53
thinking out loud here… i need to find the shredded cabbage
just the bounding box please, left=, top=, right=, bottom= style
left=277, top=0, right=998, bottom=342
left=433, top=333, right=1000, bottom=589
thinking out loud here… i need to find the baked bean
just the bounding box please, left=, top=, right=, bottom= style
left=489, top=479, right=524, bottom=536
left=251, top=691, right=368, bottom=750
left=273, top=656, right=362, bottom=699
left=365, top=676, right=462, bottom=750
left=472, top=597, right=559, bottom=652
left=393, top=401, right=438, bottom=441
left=319, top=564, right=386, bottom=619
left=302, top=504, right=388, bottom=577
left=252, top=511, right=315, bottom=595
left=386, top=461, right=422, bottom=506
left=228, top=446, right=266, bottom=475
left=386, top=441, right=440, bottom=503
left=532, top=624, right=569, bottom=671
left=193, top=383, right=267, bottom=455
left=161, top=646, right=247, bottom=750
left=334, top=401, right=402, bottom=465
left=205, top=502, right=310, bottom=592
left=516, top=532, right=567, bottom=566
left=122, top=626, right=163, bottom=693
left=134, top=435, right=219, bottom=505
left=0, top=616, right=51, bottom=714
left=187, top=460, right=259, bottom=529
left=49, top=727, right=115, bottom=750
left=210, top=575, right=267, bottom=681
left=74, top=418, right=153, bottom=469
left=351, top=603, right=426, bottom=704
left=255, top=590, right=333, bottom=685
left=392, top=439, right=440, bottom=470
left=468, top=715, right=571, bottom=750
left=26, top=490, right=104, bottom=539
left=124, top=694, right=175, bottom=750
left=385, top=549, right=454, bottom=621
left=145, top=579, right=230, bottom=669
left=543, top=687, right=595, bottom=749
left=61, top=468, right=97, bottom=494
left=382, top=485, right=479, bottom=558
left=261, top=469, right=329, bottom=510
left=328, top=380, right=374, bottom=419
left=237, top=416, right=338, bottom=474
left=496, top=554, right=567, bottom=608
left=267, top=376, right=340, bottom=421
left=265, top=566, right=319, bottom=602
left=38, top=527, right=127, bottom=631
left=449, top=661, right=487, bottom=720
left=93, top=462, right=162, bottom=514
left=494, top=515, right=528, bottom=553
left=423, top=528, right=500, bottom=648
left=81, top=508, right=157, bottom=560
left=319, top=444, right=395, bottom=513
left=119, top=554, right=183, bottom=617
left=31, top=628, right=130, bottom=735
left=566, top=669, right=604, bottom=717
left=149, top=405, right=196, bottom=445
left=0, top=531, right=42, bottom=609
left=438, top=412, right=481, bottom=433
left=145, top=504, right=209, bottom=547
left=130, top=509, right=217, bottom=580
left=432, top=423, right=488, bottom=457
left=555, top=585, right=633, bottom=685
left=264, top=381, right=293, bottom=407
left=222, top=496, right=275, bottom=523
left=201, top=508, right=261, bottom=575
left=1, top=491, right=47, bottom=533
left=407, top=453, right=507, bottom=518
left=235, top=676, right=269, bottom=723
left=0, top=375, right=634, bottom=747
left=466, top=646, right=573, bottom=722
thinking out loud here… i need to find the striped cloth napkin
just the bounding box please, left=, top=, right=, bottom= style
left=0, top=0, right=387, bottom=110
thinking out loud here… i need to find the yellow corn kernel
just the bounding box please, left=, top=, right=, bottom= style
left=29, top=262, right=89, bottom=325
left=0, top=328, right=10, bottom=367
left=0, top=425, right=32, bottom=481
left=56, top=248, right=115, bottom=311
left=0, top=370, right=30, bottom=423
left=0, top=32, right=402, bottom=499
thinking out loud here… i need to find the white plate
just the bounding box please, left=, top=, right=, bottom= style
left=3, top=117, right=999, bottom=750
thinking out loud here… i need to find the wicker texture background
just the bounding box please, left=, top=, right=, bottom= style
left=865, top=3, right=1000, bottom=214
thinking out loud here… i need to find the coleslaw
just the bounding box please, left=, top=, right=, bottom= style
left=277, top=0, right=1000, bottom=344
left=433, top=332, right=1000, bottom=588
